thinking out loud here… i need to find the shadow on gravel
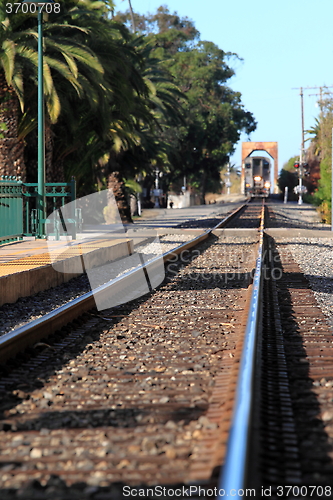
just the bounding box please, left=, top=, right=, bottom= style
left=272, top=244, right=333, bottom=485
left=0, top=405, right=206, bottom=432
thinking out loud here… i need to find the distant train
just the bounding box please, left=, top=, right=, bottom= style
left=244, top=156, right=271, bottom=197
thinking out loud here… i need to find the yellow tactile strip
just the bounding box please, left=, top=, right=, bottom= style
left=0, top=239, right=131, bottom=277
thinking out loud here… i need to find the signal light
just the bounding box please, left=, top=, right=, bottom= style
left=294, top=162, right=300, bottom=169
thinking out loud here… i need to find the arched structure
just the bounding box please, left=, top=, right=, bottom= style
left=241, top=142, right=278, bottom=193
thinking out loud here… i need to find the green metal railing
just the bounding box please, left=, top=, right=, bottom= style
left=23, top=177, right=76, bottom=239
left=0, top=176, right=76, bottom=244
left=0, top=176, right=24, bottom=243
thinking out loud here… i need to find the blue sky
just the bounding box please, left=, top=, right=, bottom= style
left=113, top=0, right=333, bottom=172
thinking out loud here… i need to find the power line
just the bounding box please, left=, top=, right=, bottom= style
left=292, top=86, right=333, bottom=210
left=292, top=85, right=333, bottom=146
left=291, top=87, right=328, bottom=203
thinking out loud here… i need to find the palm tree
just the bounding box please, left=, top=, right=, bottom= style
left=0, top=16, right=33, bottom=179
left=47, top=14, right=151, bottom=191
left=24, top=24, right=106, bottom=181
left=0, top=8, right=105, bottom=181
left=305, top=118, right=321, bottom=157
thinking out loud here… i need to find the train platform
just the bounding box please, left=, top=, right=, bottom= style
left=0, top=236, right=134, bottom=306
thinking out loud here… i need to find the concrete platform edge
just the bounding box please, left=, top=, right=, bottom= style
left=0, top=240, right=133, bottom=306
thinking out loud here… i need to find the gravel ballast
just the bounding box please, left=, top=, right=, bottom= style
left=277, top=237, right=333, bottom=330
left=0, top=234, right=193, bottom=336
left=0, top=233, right=257, bottom=495
left=267, top=201, right=333, bottom=329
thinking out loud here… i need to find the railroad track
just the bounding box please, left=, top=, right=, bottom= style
left=0, top=202, right=262, bottom=496
left=258, top=233, right=333, bottom=492
left=2, top=200, right=331, bottom=499
left=0, top=202, right=248, bottom=362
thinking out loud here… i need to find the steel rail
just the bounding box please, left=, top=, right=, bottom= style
left=0, top=202, right=247, bottom=362
left=217, top=201, right=265, bottom=499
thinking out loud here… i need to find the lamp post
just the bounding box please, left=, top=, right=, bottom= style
left=22, top=1, right=54, bottom=237
left=154, top=168, right=163, bottom=208
left=225, top=162, right=232, bottom=195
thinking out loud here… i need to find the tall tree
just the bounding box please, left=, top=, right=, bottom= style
left=114, top=6, right=256, bottom=203
left=307, top=99, right=333, bottom=216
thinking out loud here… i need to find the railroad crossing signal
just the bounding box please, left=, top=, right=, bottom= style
left=303, top=163, right=310, bottom=176
left=294, top=185, right=307, bottom=194
left=294, top=161, right=309, bottom=176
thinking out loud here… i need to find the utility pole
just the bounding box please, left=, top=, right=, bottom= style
left=298, top=87, right=304, bottom=205
left=308, top=85, right=333, bottom=108
left=309, top=86, right=333, bottom=126
left=292, top=86, right=306, bottom=204
left=292, top=85, right=333, bottom=205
